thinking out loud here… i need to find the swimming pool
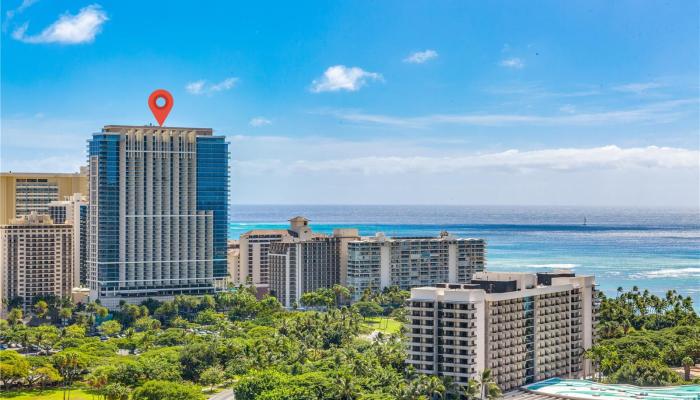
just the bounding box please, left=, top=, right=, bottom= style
left=524, top=378, right=700, bottom=400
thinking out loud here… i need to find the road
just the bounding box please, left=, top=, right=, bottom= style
left=208, top=388, right=235, bottom=400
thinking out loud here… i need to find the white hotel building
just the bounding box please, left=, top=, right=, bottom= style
left=347, top=232, right=486, bottom=301
left=406, top=271, right=597, bottom=392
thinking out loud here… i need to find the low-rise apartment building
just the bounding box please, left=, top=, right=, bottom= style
left=347, top=232, right=486, bottom=301
left=406, top=271, right=596, bottom=392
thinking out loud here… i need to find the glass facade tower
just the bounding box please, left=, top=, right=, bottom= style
left=87, top=125, right=229, bottom=308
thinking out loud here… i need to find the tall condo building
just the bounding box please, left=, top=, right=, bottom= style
left=406, top=271, right=597, bottom=392
left=0, top=213, right=73, bottom=314
left=48, top=193, right=88, bottom=286
left=347, top=232, right=486, bottom=301
left=268, top=228, right=360, bottom=307
left=0, top=171, right=87, bottom=224
left=87, top=125, right=229, bottom=308
left=238, top=216, right=313, bottom=286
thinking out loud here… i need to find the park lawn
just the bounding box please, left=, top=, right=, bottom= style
left=0, top=388, right=96, bottom=400
left=362, top=317, right=402, bottom=334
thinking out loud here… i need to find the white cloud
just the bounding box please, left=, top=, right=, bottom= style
left=210, top=77, right=238, bottom=92
left=310, top=65, right=383, bottom=93
left=4, top=0, right=38, bottom=30
left=249, top=117, right=272, bottom=127
left=500, top=57, right=524, bottom=69
left=404, top=49, right=438, bottom=64
left=12, top=4, right=107, bottom=44
left=323, top=99, right=697, bottom=128
left=613, top=82, right=664, bottom=95
left=185, top=77, right=238, bottom=95
left=235, top=145, right=699, bottom=176
left=559, top=105, right=576, bottom=114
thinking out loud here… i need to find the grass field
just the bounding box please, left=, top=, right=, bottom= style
left=362, top=317, right=402, bottom=334
left=0, top=388, right=96, bottom=400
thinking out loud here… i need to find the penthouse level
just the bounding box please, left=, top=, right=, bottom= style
left=406, top=271, right=598, bottom=392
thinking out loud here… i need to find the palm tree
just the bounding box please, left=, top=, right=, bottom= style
left=335, top=374, right=358, bottom=400
left=34, top=300, right=49, bottom=318
left=7, top=308, right=23, bottom=326
left=86, top=369, right=109, bottom=394
left=477, top=369, right=501, bottom=400
left=682, top=356, right=694, bottom=381
left=58, top=307, right=73, bottom=327
left=620, top=319, right=631, bottom=335
left=461, top=379, right=480, bottom=400
left=424, top=375, right=446, bottom=400
left=332, top=284, right=351, bottom=307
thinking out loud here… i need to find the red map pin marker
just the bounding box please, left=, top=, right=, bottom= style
left=148, top=89, right=174, bottom=126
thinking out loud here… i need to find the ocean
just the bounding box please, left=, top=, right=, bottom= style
left=229, top=205, right=700, bottom=308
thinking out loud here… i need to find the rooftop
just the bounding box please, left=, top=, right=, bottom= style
left=0, top=171, right=84, bottom=177
left=101, top=125, right=214, bottom=136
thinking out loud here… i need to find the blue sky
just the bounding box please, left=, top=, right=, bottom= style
left=2, top=1, right=699, bottom=206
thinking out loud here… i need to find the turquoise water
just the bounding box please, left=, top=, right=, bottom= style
left=229, top=205, right=700, bottom=308
left=525, top=378, right=700, bottom=400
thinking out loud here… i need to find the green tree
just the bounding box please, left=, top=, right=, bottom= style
left=424, top=375, right=446, bottom=400
left=103, top=383, right=131, bottom=400
left=179, top=341, right=219, bottom=381
left=199, top=295, right=216, bottom=311
left=63, top=324, right=86, bottom=339
left=7, top=307, right=23, bottom=326
left=140, top=348, right=182, bottom=381
left=234, top=370, right=286, bottom=400
left=58, top=307, right=73, bottom=326
left=134, top=316, right=162, bottom=332
left=96, top=305, right=109, bottom=319
left=352, top=301, right=384, bottom=319
left=200, top=365, right=225, bottom=392
left=34, top=300, right=49, bottom=318
left=460, top=369, right=501, bottom=400
left=132, top=380, right=204, bottom=400
left=332, top=284, right=351, bottom=306
left=0, top=351, right=29, bottom=387
left=195, top=309, right=226, bottom=325
left=611, top=359, right=682, bottom=386
left=100, top=320, right=123, bottom=336
left=52, top=351, right=87, bottom=400
left=462, top=379, right=480, bottom=400
left=33, top=325, right=60, bottom=354
left=30, top=364, right=61, bottom=391
left=86, top=366, right=110, bottom=393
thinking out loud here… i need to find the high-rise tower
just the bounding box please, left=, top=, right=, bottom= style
left=87, top=125, right=228, bottom=308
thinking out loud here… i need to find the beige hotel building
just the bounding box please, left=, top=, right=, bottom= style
left=0, top=213, right=74, bottom=314
left=268, top=228, right=360, bottom=307
left=406, top=271, right=597, bottom=392
left=0, top=171, right=87, bottom=225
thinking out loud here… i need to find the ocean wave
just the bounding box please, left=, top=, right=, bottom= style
left=522, top=263, right=579, bottom=269
left=634, top=267, right=700, bottom=279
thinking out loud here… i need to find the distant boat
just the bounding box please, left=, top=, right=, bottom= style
left=583, top=217, right=587, bottom=226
